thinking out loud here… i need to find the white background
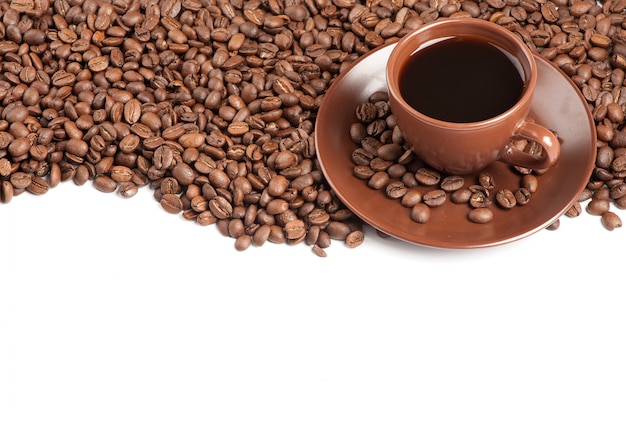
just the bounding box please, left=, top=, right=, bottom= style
left=1, top=180, right=625, bottom=421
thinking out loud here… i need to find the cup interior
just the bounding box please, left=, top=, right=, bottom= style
left=387, top=19, right=536, bottom=125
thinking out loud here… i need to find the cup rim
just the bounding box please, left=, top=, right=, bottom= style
left=386, top=18, right=538, bottom=129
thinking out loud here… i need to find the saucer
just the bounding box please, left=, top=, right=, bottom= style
left=315, top=43, right=596, bottom=249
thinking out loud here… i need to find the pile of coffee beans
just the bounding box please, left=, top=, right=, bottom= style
left=0, top=0, right=624, bottom=256
left=351, top=91, right=544, bottom=225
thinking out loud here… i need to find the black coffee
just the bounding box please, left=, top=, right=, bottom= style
left=399, top=36, right=525, bottom=123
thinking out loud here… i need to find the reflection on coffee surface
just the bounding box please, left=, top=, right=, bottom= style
left=399, top=36, right=525, bottom=123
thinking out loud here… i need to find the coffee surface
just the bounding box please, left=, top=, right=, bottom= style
left=399, top=37, right=525, bottom=123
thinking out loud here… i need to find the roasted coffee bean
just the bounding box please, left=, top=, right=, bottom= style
left=495, top=189, right=517, bottom=209
left=161, top=193, right=184, bottom=214
left=566, top=202, right=583, bottom=217
left=546, top=219, right=560, bottom=231
left=469, top=190, right=491, bottom=208
left=587, top=199, right=611, bottom=215
left=521, top=174, right=538, bottom=193
left=385, top=181, right=407, bottom=199
left=345, top=230, right=365, bottom=248
left=234, top=234, right=252, bottom=251
left=1, top=181, right=13, bottom=204
left=610, top=182, right=626, bottom=200
left=468, top=208, right=494, bottom=224
left=401, top=189, right=422, bottom=207
left=601, top=211, right=622, bottom=230
left=478, top=172, right=496, bottom=189
left=325, top=221, right=351, bottom=240
left=209, top=196, right=233, bottom=219
left=110, top=166, right=133, bottom=183
left=10, top=172, right=32, bottom=190
left=368, top=171, right=389, bottom=190
left=423, top=189, right=447, bottom=207
left=415, top=168, right=441, bottom=186
left=284, top=219, right=306, bottom=240
left=440, top=175, right=464, bottom=192
left=353, top=165, right=375, bottom=180
left=93, top=175, right=118, bottom=193
left=410, top=203, right=431, bottom=224
left=451, top=188, right=472, bottom=204
left=312, top=244, right=327, bottom=257
left=119, top=181, right=138, bottom=198
left=26, top=176, right=49, bottom=195
left=514, top=188, right=532, bottom=206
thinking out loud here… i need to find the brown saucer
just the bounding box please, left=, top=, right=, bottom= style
left=315, top=43, right=597, bottom=249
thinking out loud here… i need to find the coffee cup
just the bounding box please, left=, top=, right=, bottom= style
left=386, top=18, right=560, bottom=175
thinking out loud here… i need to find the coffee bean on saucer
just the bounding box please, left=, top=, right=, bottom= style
left=450, top=188, right=472, bottom=204
left=495, top=189, right=517, bottom=209
left=469, top=189, right=491, bottom=208
left=401, top=189, right=423, bottom=207
left=411, top=203, right=431, bottom=224
left=386, top=181, right=408, bottom=199
left=440, top=175, right=464, bottom=192
left=415, top=168, right=442, bottom=186
left=514, top=188, right=532, bottom=206
left=521, top=174, right=539, bottom=193
left=423, top=189, right=447, bottom=207
left=468, top=208, right=494, bottom=224
left=478, top=172, right=496, bottom=190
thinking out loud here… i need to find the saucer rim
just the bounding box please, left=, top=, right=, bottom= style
left=314, top=42, right=597, bottom=249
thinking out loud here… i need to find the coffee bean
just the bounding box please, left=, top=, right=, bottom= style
left=546, top=219, right=560, bottom=231
left=209, top=196, right=233, bottom=220
left=451, top=188, right=472, bottom=204
left=345, top=230, right=365, bottom=248
left=284, top=219, right=307, bottom=240
left=602, top=211, right=622, bottom=230
left=410, top=203, right=431, bottom=224
left=415, top=168, right=441, bottom=186
left=368, top=171, right=390, bottom=190
left=353, top=165, right=375, bottom=180
left=478, top=172, right=496, bottom=190
left=171, top=163, right=195, bottom=185
left=469, top=190, right=491, bottom=208
left=520, top=174, right=539, bottom=193
left=468, top=208, right=494, bottom=224
left=495, top=189, right=517, bottom=209
left=566, top=202, right=583, bottom=217
left=514, top=188, right=532, bottom=206
left=1, top=181, right=13, bottom=204
left=26, top=176, right=49, bottom=195
left=110, top=166, right=133, bottom=183
left=440, top=175, right=464, bottom=192
left=423, top=189, right=447, bottom=207
left=10, top=172, right=32, bottom=190
left=312, top=244, right=327, bottom=257
left=161, top=193, right=184, bottom=214
left=325, top=221, right=351, bottom=240
left=234, top=234, right=252, bottom=251
left=587, top=199, right=611, bottom=215
left=119, top=181, right=138, bottom=198
left=386, top=181, right=408, bottom=199
left=93, top=175, right=117, bottom=193
left=400, top=189, right=422, bottom=207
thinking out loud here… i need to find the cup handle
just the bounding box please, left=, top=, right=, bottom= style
left=499, top=121, right=561, bottom=170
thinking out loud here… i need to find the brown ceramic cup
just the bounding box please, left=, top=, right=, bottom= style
left=386, top=18, right=560, bottom=175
